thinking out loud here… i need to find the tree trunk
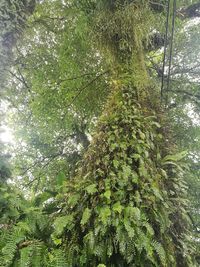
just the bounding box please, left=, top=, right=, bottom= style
left=59, top=2, right=196, bottom=266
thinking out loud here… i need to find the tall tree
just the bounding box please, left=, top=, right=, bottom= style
left=0, top=0, right=199, bottom=266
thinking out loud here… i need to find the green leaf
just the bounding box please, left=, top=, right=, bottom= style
left=122, top=165, right=132, bottom=178
left=56, top=172, right=66, bottom=186
left=53, top=215, right=74, bottom=235
left=138, top=129, right=145, bottom=140
left=124, top=207, right=141, bottom=221
left=152, top=187, right=163, bottom=201
left=113, top=159, right=119, bottom=168
left=131, top=171, right=139, bottom=183
left=85, top=184, right=97, bottom=194
left=67, top=194, right=80, bottom=207
left=152, top=241, right=166, bottom=265
left=104, top=190, right=111, bottom=200
left=161, top=161, right=183, bottom=170
left=139, top=164, right=148, bottom=177
left=51, top=236, right=62, bottom=246
left=162, top=151, right=187, bottom=162
left=132, top=153, right=141, bottom=160
left=99, top=206, right=111, bottom=224
left=132, top=207, right=141, bottom=221
left=124, top=219, right=135, bottom=238
left=113, top=202, right=123, bottom=214
left=110, top=143, right=118, bottom=151
left=81, top=208, right=91, bottom=225
left=151, top=121, right=161, bottom=128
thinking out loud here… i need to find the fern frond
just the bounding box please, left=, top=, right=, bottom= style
left=152, top=240, right=166, bottom=266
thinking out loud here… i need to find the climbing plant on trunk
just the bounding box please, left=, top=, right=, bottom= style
left=48, top=1, right=197, bottom=266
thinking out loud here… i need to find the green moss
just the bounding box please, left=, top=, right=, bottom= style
left=91, top=2, right=154, bottom=63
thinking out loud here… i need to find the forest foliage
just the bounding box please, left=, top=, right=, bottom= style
left=0, top=0, right=200, bottom=266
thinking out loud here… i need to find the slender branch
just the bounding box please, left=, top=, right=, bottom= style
left=178, top=2, right=200, bottom=18
left=23, top=152, right=65, bottom=187
left=165, top=0, right=176, bottom=105
left=149, top=1, right=166, bottom=8
left=8, top=70, right=26, bottom=86
left=149, top=1, right=200, bottom=18
left=149, top=1, right=167, bottom=12
left=56, top=72, right=100, bottom=85
left=65, top=70, right=110, bottom=109
left=161, top=0, right=170, bottom=102
left=167, top=88, right=200, bottom=99
left=17, top=67, right=31, bottom=92
left=39, top=16, right=65, bottom=21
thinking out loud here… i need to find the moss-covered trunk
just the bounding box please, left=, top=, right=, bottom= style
left=55, top=1, right=196, bottom=266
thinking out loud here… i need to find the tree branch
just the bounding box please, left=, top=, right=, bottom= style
left=56, top=72, right=100, bottom=85
left=65, top=70, right=110, bottom=109
left=178, top=2, right=200, bottom=19
left=166, top=89, right=200, bottom=106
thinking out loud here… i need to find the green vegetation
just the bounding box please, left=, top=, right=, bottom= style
left=0, top=0, right=199, bottom=266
